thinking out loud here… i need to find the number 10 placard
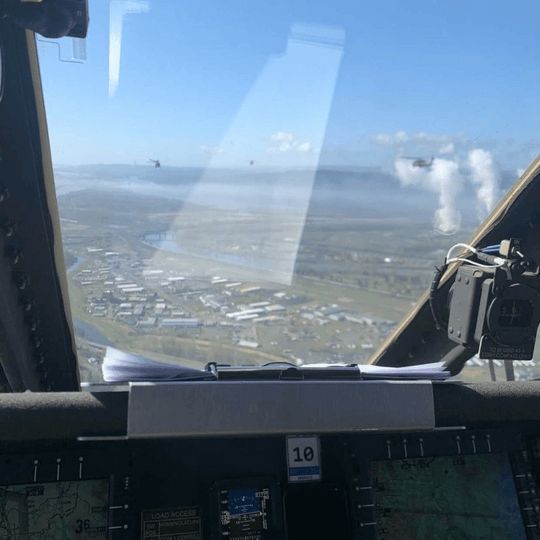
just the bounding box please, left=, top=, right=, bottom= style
left=286, top=435, right=321, bottom=483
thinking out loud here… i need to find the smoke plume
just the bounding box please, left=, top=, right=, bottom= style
left=468, top=149, right=500, bottom=219
left=394, top=148, right=501, bottom=234
left=394, top=157, right=463, bottom=235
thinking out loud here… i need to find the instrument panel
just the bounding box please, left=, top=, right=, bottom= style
left=0, top=427, right=539, bottom=540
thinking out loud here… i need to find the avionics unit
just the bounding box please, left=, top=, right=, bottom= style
left=0, top=428, right=538, bottom=540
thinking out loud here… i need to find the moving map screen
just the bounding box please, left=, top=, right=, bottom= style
left=370, top=453, right=526, bottom=540
left=0, top=478, right=109, bottom=539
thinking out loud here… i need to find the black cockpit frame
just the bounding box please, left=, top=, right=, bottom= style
left=0, top=20, right=78, bottom=391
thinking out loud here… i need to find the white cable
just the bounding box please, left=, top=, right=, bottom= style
left=445, top=243, right=477, bottom=262
left=446, top=257, right=505, bottom=269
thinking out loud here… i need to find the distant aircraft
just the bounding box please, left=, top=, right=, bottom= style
left=401, top=156, right=434, bottom=168
left=149, top=159, right=161, bottom=169
left=248, top=160, right=254, bottom=165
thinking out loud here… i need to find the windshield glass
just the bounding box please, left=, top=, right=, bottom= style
left=37, top=0, right=540, bottom=384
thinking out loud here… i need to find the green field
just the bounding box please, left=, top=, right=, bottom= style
left=292, top=276, right=415, bottom=323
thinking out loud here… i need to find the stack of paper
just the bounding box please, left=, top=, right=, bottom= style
left=102, top=347, right=216, bottom=383
left=102, top=346, right=451, bottom=383
left=302, top=362, right=450, bottom=379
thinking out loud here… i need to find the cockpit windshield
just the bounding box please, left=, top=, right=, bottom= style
left=35, top=0, right=540, bottom=384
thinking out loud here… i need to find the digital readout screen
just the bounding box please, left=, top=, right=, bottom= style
left=370, top=453, right=526, bottom=540
left=0, top=478, right=109, bottom=539
left=220, top=487, right=270, bottom=540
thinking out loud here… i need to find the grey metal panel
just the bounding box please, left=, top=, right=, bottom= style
left=127, top=380, right=435, bottom=438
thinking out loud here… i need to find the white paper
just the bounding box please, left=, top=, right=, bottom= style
left=102, top=346, right=215, bottom=383
left=102, top=345, right=450, bottom=383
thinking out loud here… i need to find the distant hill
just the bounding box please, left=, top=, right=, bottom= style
left=54, top=163, right=521, bottom=226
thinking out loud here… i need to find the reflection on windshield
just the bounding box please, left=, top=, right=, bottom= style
left=161, top=24, right=344, bottom=285
left=109, top=0, right=149, bottom=97
left=37, top=0, right=540, bottom=384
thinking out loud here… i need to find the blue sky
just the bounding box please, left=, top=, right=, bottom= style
left=37, top=0, right=540, bottom=171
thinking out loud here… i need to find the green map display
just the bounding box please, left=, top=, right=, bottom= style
left=0, top=478, right=109, bottom=539
left=370, top=453, right=526, bottom=540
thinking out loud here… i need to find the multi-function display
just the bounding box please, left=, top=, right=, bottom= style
left=219, top=487, right=270, bottom=540
left=0, top=478, right=109, bottom=539
left=370, top=453, right=526, bottom=540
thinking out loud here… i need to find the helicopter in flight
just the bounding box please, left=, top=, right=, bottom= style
left=149, top=158, right=161, bottom=169
left=401, top=156, right=434, bottom=168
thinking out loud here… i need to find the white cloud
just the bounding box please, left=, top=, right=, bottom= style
left=267, top=142, right=291, bottom=153
left=267, top=132, right=312, bottom=154
left=296, top=142, right=312, bottom=153
left=271, top=132, right=294, bottom=141
left=439, top=143, right=455, bottom=155
left=371, top=133, right=394, bottom=146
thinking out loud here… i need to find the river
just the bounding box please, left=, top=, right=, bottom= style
left=73, top=317, right=114, bottom=347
